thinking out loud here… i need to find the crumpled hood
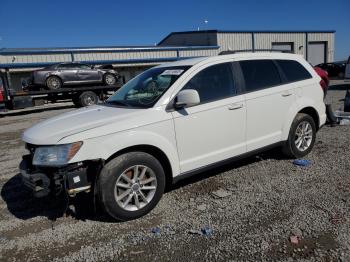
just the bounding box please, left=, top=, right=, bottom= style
left=22, top=105, right=144, bottom=145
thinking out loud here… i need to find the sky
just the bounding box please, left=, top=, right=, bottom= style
left=0, top=0, right=349, bottom=60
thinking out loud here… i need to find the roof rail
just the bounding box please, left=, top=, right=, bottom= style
left=219, top=49, right=294, bottom=55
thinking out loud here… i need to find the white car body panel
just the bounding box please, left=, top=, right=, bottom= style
left=22, top=52, right=326, bottom=180
left=244, top=83, right=296, bottom=151
left=172, top=95, right=246, bottom=173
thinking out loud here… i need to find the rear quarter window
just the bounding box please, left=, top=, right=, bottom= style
left=276, top=60, right=312, bottom=83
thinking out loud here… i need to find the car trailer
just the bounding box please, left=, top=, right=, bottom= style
left=0, top=70, right=123, bottom=110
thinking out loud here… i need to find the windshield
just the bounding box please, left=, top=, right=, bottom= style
left=106, top=66, right=190, bottom=108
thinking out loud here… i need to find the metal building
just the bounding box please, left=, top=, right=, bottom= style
left=158, top=30, right=335, bottom=65
left=0, top=30, right=335, bottom=91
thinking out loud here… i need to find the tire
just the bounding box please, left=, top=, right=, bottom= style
left=282, top=113, right=317, bottom=158
left=103, top=73, right=117, bottom=86
left=78, top=91, right=98, bottom=107
left=97, top=152, right=165, bottom=221
left=46, top=76, right=62, bottom=90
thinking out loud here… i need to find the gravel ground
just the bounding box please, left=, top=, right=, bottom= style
left=0, top=81, right=349, bottom=261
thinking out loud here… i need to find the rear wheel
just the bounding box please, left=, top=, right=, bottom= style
left=282, top=113, right=316, bottom=158
left=97, top=152, right=165, bottom=221
left=46, top=76, right=62, bottom=90
left=103, top=73, right=117, bottom=86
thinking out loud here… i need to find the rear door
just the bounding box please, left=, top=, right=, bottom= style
left=240, top=59, right=296, bottom=151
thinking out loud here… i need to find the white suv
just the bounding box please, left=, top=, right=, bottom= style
left=20, top=53, right=326, bottom=220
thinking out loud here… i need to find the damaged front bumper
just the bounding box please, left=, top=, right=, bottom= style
left=19, top=155, right=99, bottom=198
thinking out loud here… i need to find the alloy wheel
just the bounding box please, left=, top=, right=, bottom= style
left=294, top=121, right=313, bottom=151
left=114, top=165, right=157, bottom=211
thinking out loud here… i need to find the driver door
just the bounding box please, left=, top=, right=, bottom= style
left=171, top=62, right=246, bottom=173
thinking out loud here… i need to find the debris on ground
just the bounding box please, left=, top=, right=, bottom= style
left=201, top=227, right=213, bottom=236
left=188, top=227, right=213, bottom=236
left=197, top=204, right=207, bottom=211
left=188, top=229, right=202, bottom=235
left=290, top=235, right=300, bottom=245
left=130, top=250, right=145, bottom=255
left=211, top=188, right=232, bottom=198
left=293, top=159, right=311, bottom=167
left=151, top=227, right=161, bottom=235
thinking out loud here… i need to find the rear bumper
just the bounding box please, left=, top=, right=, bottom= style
left=19, top=155, right=95, bottom=198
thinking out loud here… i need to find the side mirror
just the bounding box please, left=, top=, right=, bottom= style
left=174, top=89, right=200, bottom=109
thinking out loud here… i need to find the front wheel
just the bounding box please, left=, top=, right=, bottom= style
left=282, top=113, right=316, bottom=158
left=97, top=152, right=165, bottom=221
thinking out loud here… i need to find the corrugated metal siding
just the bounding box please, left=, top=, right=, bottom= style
left=254, top=33, right=305, bottom=56
left=217, top=32, right=334, bottom=62
left=74, top=50, right=178, bottom=62
left=0, top=54, right=71, bottom=64
left=217, top=33, right=252, bottom=52
left=179, top=49, right=218, bottom=57
left=308, top=33, right=334, bottom=62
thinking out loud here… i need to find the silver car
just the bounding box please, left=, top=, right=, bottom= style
left=32, top=63, right=120, bottom=89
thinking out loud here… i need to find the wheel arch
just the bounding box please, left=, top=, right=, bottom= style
left=298, top=106, right=320, bottom=130
left=282, top=101, right=321, bottom=141
left=105, top=144, right=173, bottom=190
left=46, top=74, right=63, bottom=85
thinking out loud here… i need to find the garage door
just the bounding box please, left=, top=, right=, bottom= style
left=308, top=42, right=326, bottom=66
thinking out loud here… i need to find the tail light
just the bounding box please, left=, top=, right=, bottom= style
left=319, top=79, right=327, bottom=91
left=0, top=84, right=4, bottom=102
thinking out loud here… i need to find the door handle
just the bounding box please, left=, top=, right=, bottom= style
left=228, top=103, right=244, bottom=110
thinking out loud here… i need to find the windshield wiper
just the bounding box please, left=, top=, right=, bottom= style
left=106, top=100, right=130, bottom=107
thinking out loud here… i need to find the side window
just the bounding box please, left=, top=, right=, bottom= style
left=182, top=63, right=235, bottom=104
left=58, top=64, right=74, bottom=69
left=276, top=60, right=312, bottom=82
left=78, top=64, right=91, bottom=70
left=239, top=60, right=281, bottom=92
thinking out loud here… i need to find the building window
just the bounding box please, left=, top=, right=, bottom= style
left=272, top=42, right=294, bottom=53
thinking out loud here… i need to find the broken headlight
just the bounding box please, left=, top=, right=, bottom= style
left=33, top=142, right=83, bottom=167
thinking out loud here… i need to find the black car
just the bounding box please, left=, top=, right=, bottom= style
left=315, top=61, right=346, bottom=78
left=32, top=63, right=120, bottom=89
